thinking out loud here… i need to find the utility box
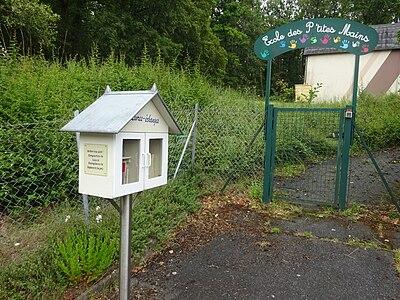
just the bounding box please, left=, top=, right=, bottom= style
left=61, top=84, right=181, bottom=198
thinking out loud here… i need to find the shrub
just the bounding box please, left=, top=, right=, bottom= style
left=357, top=93, right=400, bottom=148
left=53, top=226, right=118, bottom=284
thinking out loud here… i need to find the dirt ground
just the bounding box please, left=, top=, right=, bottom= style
left=95, top=190, right=400, bottom=300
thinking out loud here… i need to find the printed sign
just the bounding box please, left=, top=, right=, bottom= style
left=84, top=144, right=108, bottom=176
left=254, top=18, right=378, bottom=60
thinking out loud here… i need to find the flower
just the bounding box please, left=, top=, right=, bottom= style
left=64, top=215, right=71, bottom=223
left=95, top=214, right=103, bottom=223
left=95, top=206, right=101, bottom=211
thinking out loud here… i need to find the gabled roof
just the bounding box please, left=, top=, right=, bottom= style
left=61, top=84, right=181, bottom=134
left=304, top=22, right=400, bottom=56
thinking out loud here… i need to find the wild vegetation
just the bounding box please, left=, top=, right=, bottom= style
left=1, top=0, right=399, bottom=93
left=1, top=0, right=399, bottom=298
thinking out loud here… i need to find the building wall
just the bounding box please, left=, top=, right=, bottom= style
left=305, top=50, right=400, bottom=101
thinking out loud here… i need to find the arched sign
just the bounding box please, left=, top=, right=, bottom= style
left=254, top=18, right=378, bottom=60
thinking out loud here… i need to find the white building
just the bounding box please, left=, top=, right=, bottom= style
left=304, top=23, right=400, bottom=101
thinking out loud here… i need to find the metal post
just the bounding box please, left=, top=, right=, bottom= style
left=74, top=110, right=89, bottom=225
left=191, top=103, right=199, bottom=165
left=119, top=194, right=132, bottom=300
left=269, top=108, right=278, bottom=199
left=264, top=61, right=272, bottom=106
left=174, top=118, right=196, bottom=179
left=338, top=106, right=353, bottom=210
left=350, top=55, right=360, bottom=144
left=262, top=105, right=275, bottom=203
left=262, top=60, right=273, bottom=203
left=334, top=109, right=345, bottom=205
left=351, top=55, right=360, bottom=114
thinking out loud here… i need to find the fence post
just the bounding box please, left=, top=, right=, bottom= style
left=191, top=103, right=199, bottom=165
left=338, top=106, right=353, bottom=210
left=262, top=105, right=275, bottom=203
left=74, top=110, right=90, bottom=225
left=334, top=109, right=345, bottom=205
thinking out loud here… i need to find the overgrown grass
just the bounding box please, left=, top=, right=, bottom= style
left=0, top=174, right=200, bottom=299
left=0, top=53, right=399, bottom=298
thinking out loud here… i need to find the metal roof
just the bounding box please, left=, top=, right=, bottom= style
left=304, top=22, right=400, bottom=56
left=61, top=85, right=182, bottom=134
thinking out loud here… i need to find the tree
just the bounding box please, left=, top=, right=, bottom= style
left=211, top=0, right=266, bottom=89
left=0, top=0, right=59, bottom=54
left=42, top=0, right=228, bottom=78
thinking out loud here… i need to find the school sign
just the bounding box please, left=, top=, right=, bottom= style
left=254, top=18, right=378, bottom=60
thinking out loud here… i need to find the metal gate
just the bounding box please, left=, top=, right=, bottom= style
left=263, top=105, right=353, bottom=208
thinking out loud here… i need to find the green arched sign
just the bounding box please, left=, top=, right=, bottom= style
left=254, top=18, right=378, bottom=60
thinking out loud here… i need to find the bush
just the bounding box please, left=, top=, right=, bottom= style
left=357, top=93, right=400, bottom=148
left=53, top=226, right=118, bottom=284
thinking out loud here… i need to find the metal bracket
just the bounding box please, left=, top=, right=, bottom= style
left=107, top=198, right=121, bottom=214
left=106, top=192, right=141, bottom=214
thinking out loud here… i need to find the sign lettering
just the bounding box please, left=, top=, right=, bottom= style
left=84, top=144, right=108, bottom=176
left=132, top=114, right=160, bottom=125
left=254, top=18, right=378, bottom=60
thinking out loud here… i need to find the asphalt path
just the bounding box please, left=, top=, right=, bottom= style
left=130, top=217, right=400, bottom=299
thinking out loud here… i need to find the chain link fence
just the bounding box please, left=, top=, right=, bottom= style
left=1, top=104, right=399, bottom=264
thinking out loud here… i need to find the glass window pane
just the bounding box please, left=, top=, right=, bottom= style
left=122, top=139, right=140, bottom=184
left=149, top=139, right=162, bottom=178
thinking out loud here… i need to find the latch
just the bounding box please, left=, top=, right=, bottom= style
left=345, top=108, right=353, bottom=119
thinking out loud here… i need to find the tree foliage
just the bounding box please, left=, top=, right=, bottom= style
left=1, top=0, right=398, bottom=93
left=0, top=0, right=59, bottom=54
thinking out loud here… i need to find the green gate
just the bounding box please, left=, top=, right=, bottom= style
left=263, top=105, right=353, bottom=209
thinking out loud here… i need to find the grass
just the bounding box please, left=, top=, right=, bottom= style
left=275, top=163, right=306, bottom=178
left=269, top=227, right=282, bottom=234
left=0, top=54, right=399, bottom=297
left=0, top=173, right=200, bottom=299
left=394, top=249, right=400, bottom=275
left=346, top=238, right=390, bottom=251
left=294, top=231, right=314, bottom=238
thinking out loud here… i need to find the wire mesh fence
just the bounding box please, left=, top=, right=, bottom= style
left=0, top=107, right=195, bottom=226
left=1, top=104, right=399, bottom=228
left=273, top=108, right=342, bottom=205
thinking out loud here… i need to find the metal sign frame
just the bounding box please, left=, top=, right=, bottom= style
left=254, top=18, right=379, bottom=207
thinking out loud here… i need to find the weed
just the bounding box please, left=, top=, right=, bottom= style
left=394, top=249, right=400, bottom=274
left=0, top=247, right=66, bottom=299
left=248, top=182, right=262, bottom=200
left=267, top=200, right=302, bottom=219
left=346, top=238, right=389, bottom=250
left=340, top=203, right=366, bottom=220
left=270, top=227, right=282, bottom=234
left=295, top=231, right=314, bottom=238
left=305, top=206, right=336, bottom=219
left=275, top=163, right=306, bottom=178
left=300, top=82, right=322, bottom=104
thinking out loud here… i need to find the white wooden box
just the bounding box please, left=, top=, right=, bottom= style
left=62, top=85, right=180, bottom=198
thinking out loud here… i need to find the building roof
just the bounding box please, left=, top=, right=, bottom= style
left=61, top=84, right=181, bottom=134
left=304, top=22, right=400, bottom=56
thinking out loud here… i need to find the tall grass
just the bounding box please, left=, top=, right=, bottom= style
left=0, top=55, right=259, bottom=124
